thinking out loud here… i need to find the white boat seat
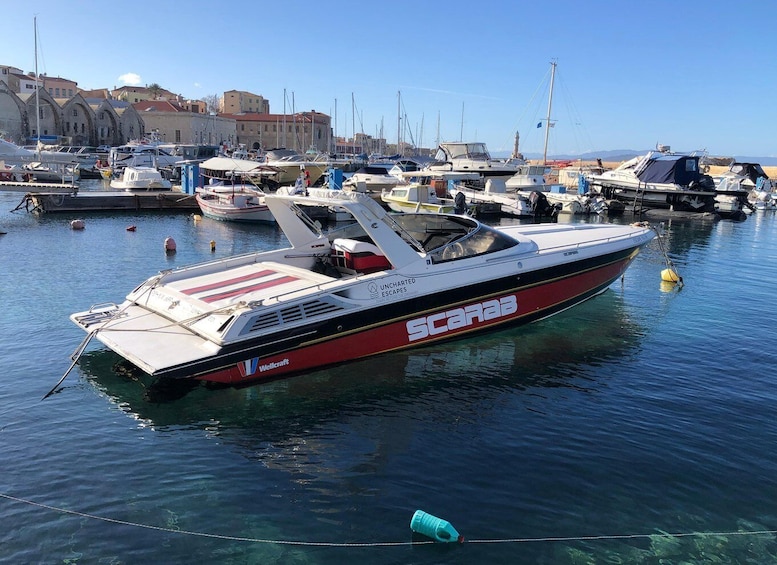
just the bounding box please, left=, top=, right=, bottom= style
left=331, top=238, right=384, bottom=256
left=330, top=238, right=390, bottom=274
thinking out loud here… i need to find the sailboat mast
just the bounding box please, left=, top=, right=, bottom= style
left=34, top=16, right=41, bottom=155
left=397, top=91, right=401, bottom=156
left=542, top=61, right=556, bottom=165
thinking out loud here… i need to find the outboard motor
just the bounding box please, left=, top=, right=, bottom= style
left=529, top=191, right=560, bottom=221
left=454, top=191, right=467, bottom=215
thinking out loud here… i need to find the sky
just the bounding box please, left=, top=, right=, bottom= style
left=3, top=0, right=776, bottom=158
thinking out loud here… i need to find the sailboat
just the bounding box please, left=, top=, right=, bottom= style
left=19, top=17, right=78, bottom=186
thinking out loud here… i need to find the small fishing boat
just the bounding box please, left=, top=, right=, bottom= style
left=195, top=182, right=275, bottom=223
left=69, top=191, right=656, bottom=387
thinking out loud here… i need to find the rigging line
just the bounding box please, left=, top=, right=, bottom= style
left=2, top=493, right=775, bottom=548
left=504, top=64, right=552, bottom=149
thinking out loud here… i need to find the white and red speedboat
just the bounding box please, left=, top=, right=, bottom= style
left=70, top=192, right=655, bottom=386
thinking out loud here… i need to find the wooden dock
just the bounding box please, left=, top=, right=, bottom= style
left=19, top=190, right=200, bottom=214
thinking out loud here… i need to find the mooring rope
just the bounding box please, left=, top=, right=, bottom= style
left=652, top=223, right=684, bottom=287
left=2, top=492, right=774, bottom=548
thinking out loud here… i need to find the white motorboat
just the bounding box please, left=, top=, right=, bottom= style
left=452, top=178, right=534, bottom=218
left=426, top=141, right=523, bottom=180
left=69, top=191, right=656, bottom=386
left=586, top=147, right=718, bottom=213
left=195, top=182, right=274, bottom=223
left=262, top=149, right=329, bottom=187
left=110, top=165, right=172, bottom=190
left=505, top=164, right=595, bottom=215
left=342, top=165, right=406, bottom=198
left=713, top=162, right=774, bottom=213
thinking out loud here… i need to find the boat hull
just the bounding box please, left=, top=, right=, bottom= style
left=195, top=195, right=275, bottom=223
left=90, top=245, right=642, bottom=385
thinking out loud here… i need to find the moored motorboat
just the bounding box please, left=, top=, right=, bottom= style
left=342, top=165, right=406, bottom=200
left=69, top=191, right=656, bottom=387
left=109, top=165, right=172, bottom=190
left=712, top=162, right=775, bottom=213
left=426, top=141, right=524, bottom=180
left=586, top=147, right=718, bottom=213
left=195, top=182, right=275, bottom=223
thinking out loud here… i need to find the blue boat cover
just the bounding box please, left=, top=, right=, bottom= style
left=636, top=155, right=700, bottom=185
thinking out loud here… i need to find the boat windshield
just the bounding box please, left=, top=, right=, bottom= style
left=390, top=214, right=519, bottom=263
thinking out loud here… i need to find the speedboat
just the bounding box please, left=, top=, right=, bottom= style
left=69, top=191, right=656, bottom=387
left=195, top=182, right=275, bottom=223
left=586, top=147, right=718, bottom=213
left=110, top=165, right=172, bottom=190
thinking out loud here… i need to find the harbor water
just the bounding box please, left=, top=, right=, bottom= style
left=2, top=184, right=777, bottom=563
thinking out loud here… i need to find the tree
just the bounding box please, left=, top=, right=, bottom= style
left=202, top=94, right=221, bottom=114
left=148, top=83, right=163, bottom=100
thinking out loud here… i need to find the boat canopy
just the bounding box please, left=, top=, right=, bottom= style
left=636, top=155, right=701, bottom=185
left=199, top=157, right=276, bottom=173
left=729, top=162, right=770, bottom=183
left=353, top=166, right=395, bottom=175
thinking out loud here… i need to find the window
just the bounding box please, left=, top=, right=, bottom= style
left=72, top=109, right=78, bottom=117
left=68, top=89, right=73, bottom=97
left=55, top=88, right=60, bottom=96
left=175, top=130, right=181, bottom=143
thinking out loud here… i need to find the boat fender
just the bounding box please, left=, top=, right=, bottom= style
left=164, top=236, right=177, bottom=253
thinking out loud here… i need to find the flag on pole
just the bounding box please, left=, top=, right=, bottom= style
left=536, top=122, right=542, bottom=128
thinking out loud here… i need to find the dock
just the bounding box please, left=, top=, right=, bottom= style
left=18, top=190, right=200, bottom=214
left=1, top=180, right=78, bottom=192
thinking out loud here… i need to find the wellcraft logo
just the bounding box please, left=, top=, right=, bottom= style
left=405, top=295, right=518, bottom=342
left=239, top=357, right=290, bottom=377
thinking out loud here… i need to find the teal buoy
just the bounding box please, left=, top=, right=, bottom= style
left=410, top=510, right=463, bottom=543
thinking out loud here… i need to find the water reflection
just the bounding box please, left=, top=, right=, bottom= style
left=79, top=289, right=644, bottom=434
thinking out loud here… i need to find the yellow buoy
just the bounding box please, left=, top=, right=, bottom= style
left=661, top=268, right=681, bottom=283
left=192, top=214, right=202, bottom=222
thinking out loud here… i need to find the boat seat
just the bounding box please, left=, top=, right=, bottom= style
left=330, top=238, right=390, bottom=274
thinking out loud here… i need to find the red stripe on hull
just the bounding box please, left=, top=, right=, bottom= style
left=196, top=254, right=635, bottom=385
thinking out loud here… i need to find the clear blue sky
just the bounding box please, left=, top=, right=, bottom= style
left=4, top=0, right=775, bottom=158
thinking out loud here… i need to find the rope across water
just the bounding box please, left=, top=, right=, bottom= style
left=2, top=492, right=774, bottom=548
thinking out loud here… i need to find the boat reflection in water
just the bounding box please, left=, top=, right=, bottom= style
left=78, top=288, right=645, bottom=432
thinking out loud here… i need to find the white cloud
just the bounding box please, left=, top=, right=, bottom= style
left=193, top=82, right=201, bottom=89
left=118, top=73, right=142, bottom=86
